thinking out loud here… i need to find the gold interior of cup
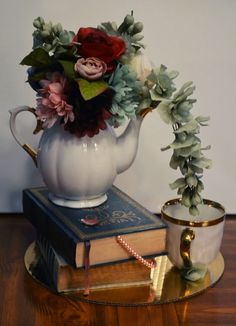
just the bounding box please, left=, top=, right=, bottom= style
left=161, top=198, right=225, bottom=227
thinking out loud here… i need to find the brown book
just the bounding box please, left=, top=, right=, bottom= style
left=37, top=234, right=153, bottom=293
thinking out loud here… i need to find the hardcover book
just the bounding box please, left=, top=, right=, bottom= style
left=23, top=186, right=167, bottom=268
left=37, top=233, right=153, bottom=292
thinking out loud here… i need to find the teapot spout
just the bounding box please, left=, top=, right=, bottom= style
left=116, top=116, right=143, bottom=174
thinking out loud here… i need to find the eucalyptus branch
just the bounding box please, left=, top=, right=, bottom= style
left=156, top=80, right=212, bottom=216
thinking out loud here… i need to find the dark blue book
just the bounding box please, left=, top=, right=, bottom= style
left=23, top=186, right=167, bottom=268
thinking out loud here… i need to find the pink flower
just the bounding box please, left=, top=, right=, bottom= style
left=74, top=57, right=107, bottom=80
left=36, top=72, right=74, bottom=128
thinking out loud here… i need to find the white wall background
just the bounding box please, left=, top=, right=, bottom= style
left=1, top=0, right=236, bottom=213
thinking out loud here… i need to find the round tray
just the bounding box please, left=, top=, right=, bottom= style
left=24, top=242, right=224, bottom=306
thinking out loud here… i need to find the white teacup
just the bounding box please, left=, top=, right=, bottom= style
left=161, top=199, right=225, bottom=276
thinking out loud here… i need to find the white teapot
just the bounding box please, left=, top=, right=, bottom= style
left=9, top=106, right=143, bottom=208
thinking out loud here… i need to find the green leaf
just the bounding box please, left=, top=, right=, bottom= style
left=189, top=164, right=203, bottom=174
left=181, top=264, right=207, bottom=281
left=59, top=60, right=76, bottom=79
left=58, top=30, right=75, bottom=45
left=173, top=82, right=194, bottom=101
left=190, top=149, right=203, bottom=158
left=196, top=180, right=204, bottom=192
left=169, top=178, right=186, bottom=190
left=77, top=78, right=109, bottom=101
left=28, top=71, right=46, bottom=81
left=172, top=110, right=193, bottom=124
left=191, top=157, right=212, bottom=169
left=168, top=70, right=179, bottom=79
left=186, top=174, right=198, bottom=187
left=196, top=116, right=210, bottom=124
left=175, top=143, right=201, bottom=157
left=189, top=205, right=200, bottom=216
left=191, top=192, right=202, bottom=206
left=174, top=119, right=199, bottom=134
left=157, top=100, right=173, bottom=124
left=147, top=71, right=157, bottom=84
left=20, top=48, right=52, bottom=67
left=169, top=154, right=185, bottom=170
left=174, top=81, right=193, bottom=97
left=177, top=186, right=186, bottom=195
left=170, top=135, right=200, bottom=150
left=182, top=188, right=192, bottom=207
left=149, top=88, right=161, bottom=101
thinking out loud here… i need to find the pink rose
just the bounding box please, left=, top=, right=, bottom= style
left=74, top=57, right=107, bottom=80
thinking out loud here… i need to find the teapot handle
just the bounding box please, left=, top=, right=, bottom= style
left=9, top=106, right=43, bottom=166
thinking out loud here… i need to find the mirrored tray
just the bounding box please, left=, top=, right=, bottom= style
left=24, top=242, right=224, bottom=306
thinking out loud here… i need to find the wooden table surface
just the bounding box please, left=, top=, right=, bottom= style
left=0, top=214, right=235, bottom=326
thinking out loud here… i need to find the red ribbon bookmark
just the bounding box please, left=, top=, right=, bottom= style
left=83, top=240, right=91, bottom=296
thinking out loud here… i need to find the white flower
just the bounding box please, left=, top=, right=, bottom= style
left=128, top=53, right=154, bottom=82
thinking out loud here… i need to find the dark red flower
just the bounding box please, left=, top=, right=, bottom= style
left=73, top=27, right=126, bottom=72
left=64, top=86, right=114, bottom=138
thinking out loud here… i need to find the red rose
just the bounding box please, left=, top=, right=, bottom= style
left=73, top=27, right=126, bottom=72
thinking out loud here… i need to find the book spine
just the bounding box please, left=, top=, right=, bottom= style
left=23, top=190, right=78, bottom=267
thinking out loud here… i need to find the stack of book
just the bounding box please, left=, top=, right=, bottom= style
left=23, top=186, right=167, bottom=293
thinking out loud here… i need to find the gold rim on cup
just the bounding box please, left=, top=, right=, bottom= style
left=161, top=198, right=225, bottom=227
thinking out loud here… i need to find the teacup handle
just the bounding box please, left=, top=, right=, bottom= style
left=180, top=228, right=195, bottom=268
left=9, top=106, right=43, bottom=166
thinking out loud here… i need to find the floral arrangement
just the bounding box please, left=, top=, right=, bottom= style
left=20, top=13, right=211, bottom=215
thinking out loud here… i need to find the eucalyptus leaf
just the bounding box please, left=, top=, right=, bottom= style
left=176, top=101, right=193, bottom=115
left=168, top=70, right=179, bottom=79
left=169, top=178, right=186, bottom=190
left=191, top=192, right=202, bottom=206
left=176, top=132, right=187, bottom=142
left=58, top=30, right=75, bottom=45
left=159, top=64, right=167, bottom=73
left=189, top=205, right=200, bottom=216
left=186, top=175, right=198, bottom=187
left=182, top=188, right=192, bottom=207
left=174, top=142, right=201, bottom=157
left=147, top=71, right=157, bottom=84
left=196, top=116, right=210, bottom=123
left=191, top=157, right=212, bottom=169
left=180, top=164, right=188, bottom=175
left=177, top=186, right=186, bottom=195
left=174, top=119, right=199, bottom=134
left=173, top=81, right=193, bottom=100
left=77, top=78, right=109, bottom=101
left=189, top=164, right=204, bottom=174
left=157, top=100, right=173, bottom=124
left=181, top=264, right=207, bottom=281
left=150, top=88, right=161, bottom=101
left=170, top=135, right=200, bottom=150
left=196, top=180, right=204, bottom=192
left=174, top=86, right=196, bottom=103
left=172, top=110, right=193, bottom=124
left=169, top=154, right=185, bottom=170
left=189, top=149, right=203, bottom=158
